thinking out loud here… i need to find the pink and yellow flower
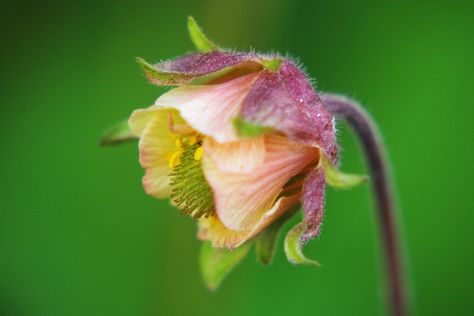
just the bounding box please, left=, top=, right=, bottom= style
left=99, top=17, right=367, bottom=289
left=128, top=46, right=339, bottom=250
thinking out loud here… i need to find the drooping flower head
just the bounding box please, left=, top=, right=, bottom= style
left=102, top=17, right=365, bottom=289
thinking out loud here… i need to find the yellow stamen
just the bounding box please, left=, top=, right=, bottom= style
left=188, top=136, right=197, bottom=145
left=164, top=152, right=173, bottom=161
left=175, top=138, right=183, bottom=149
left=194, top=146, right=204, bottom=161
left=169, top=151, right=182, bottom=168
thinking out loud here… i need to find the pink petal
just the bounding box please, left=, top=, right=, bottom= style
left=203, top=136, right=266, bottom=173
left=202, top=134, right=319, bottom=231
left=155, top=73, right=259, bottom=143
left=240, top=61, right=338, bottom=163
left=198, top=193, right=301, bottom=249
left=300, top=167, right=326, bottom=243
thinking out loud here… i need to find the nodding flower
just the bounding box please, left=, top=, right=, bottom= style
left=102, top=19, right=406, bottom=312
left=105, top=17, right=364, bottom=267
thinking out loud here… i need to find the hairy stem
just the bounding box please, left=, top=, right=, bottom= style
left=321, top=93, right=408, bottom=316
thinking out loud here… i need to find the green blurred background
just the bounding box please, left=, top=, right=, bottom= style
left=1, top=0, right=473, bottom=315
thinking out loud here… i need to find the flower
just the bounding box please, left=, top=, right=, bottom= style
left=102, top=18, right=366, bottom=287
left=130, top=48, right=342, bottom=245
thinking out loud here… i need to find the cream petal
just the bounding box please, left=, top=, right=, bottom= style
left=128, top=105, right=160, bottom=137
left=133, top=109, right=183, bottom=198
left=203, top=136, right=266, bottom=173
left=198, top=193, right=301, bottom=249
left=202, top=134, right=319, bottom=231
left=198, top=216, right=245, bottom=249
left=154, top=73, right=259, bottom=143
left=141, top=163, right=172, bottom=199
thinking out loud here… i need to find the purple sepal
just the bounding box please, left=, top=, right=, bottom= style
left=240, top=60, right=337, bottom=163
left=300, top=168, right=326, bottom=244
left=145, top=51, right=260, bottom=85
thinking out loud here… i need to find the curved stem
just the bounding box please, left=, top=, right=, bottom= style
left=321, top=94, right=408, bottom=316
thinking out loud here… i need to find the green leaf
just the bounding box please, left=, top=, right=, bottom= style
left=255, top=206, right=299, bottom=265
left=187, top=16, right=218, bottom=53
left=200, top=242, right=251, bottom=290
left=261, top=57, right=283, bottom=72
left=322, top=155, right=368, bottom=189
left=100, top=120, right=137, bottom=146
left=284, top=222, right=320, bottom=266
left=233, top=117, right=272, bottom=137
left=136, top=57, right=193, bottom=85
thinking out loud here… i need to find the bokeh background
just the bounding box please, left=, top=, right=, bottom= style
left=1, top=0, right=473, bottom=315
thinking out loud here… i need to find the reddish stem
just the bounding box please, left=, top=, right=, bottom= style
left=321, top=94, right=408, bottom=316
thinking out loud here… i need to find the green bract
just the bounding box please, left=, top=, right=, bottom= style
left=322, top=155, right=368, bottom=189
left=100, top=120, right=136, bottom=146
left=233, top=117, right=272, bottom=138
left=200, top=241, right=251, bottom=290
left=284, top=222, right=320, bottom=266
left=187, top=16, right=219, bottom=53
left=261, top=57, right=283, bottom=72
left=255, top=205, right=299, bottom=265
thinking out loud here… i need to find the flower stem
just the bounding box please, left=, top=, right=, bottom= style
left=321, top=94, right=408, bottom=316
